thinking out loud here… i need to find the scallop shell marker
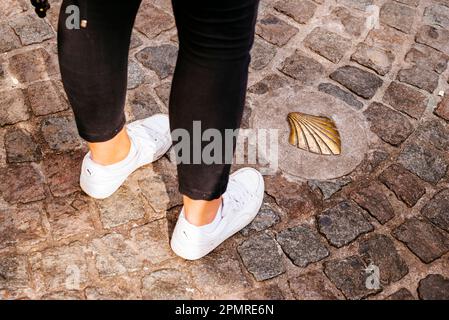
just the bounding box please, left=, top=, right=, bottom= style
left=287, top=112, right=342, bottom=155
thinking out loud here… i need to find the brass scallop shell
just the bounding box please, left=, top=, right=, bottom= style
left=287, top=112, right=341, bottom=155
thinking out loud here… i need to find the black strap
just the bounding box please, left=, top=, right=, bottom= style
left=30, top=0, right=50, bottom=18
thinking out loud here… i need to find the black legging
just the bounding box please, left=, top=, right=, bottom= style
left=57, top=0, right=259, bottom=200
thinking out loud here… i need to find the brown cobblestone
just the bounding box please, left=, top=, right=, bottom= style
left=380, top=1, right=416, bottom=34
left=0, top=89, right=30, bottom=126
left=8, top=48, right=58, bottom=83
left=379, top=164, right=426, bottom=207
left=26, top=80, right=69, bottom=116
left=304, top=27, right=351, bottom=63
left=274, top=0, right=317, bottom=24
left=382, top=81, right=428, bottom=119
left=256, top=14, right=298, bottom=46
left=0, top=164, right=46, bottom=204
left=393, top=218, right=449, bottom=264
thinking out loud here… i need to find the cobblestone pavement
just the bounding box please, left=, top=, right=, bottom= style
left=1, top=0, right=449, bottom=300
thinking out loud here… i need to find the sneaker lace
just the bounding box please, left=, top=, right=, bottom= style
left=225, top=178, right=253, bottom=213
left=127, top=123, right=165, bottom=150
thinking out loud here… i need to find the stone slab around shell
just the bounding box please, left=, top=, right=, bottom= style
left=251, top=86, right=369, bottom=180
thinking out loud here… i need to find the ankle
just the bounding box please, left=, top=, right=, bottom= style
left=183, top=196, right=223, bottom=226
left=88, top=128, right=131, bottom=165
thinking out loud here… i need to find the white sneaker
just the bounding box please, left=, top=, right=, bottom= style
left=80, top=114, right=172, bottom=199
left=170, top=167, right=265, bottom=260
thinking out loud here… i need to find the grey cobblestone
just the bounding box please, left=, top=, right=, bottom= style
left=317, top=200, right=373, bottom=248
left=308, top=176, right=352, bottom=200
left=129, top=219, right=174, bottom=264
left=397, top=141, right=448, bottom=184
left=248, top=73, right=291, bottom=95
left=415, top=119, right=449, bottom=152
left=136, top=45, right=178, bottom=79
left=0, top=255, right=30, bottom=299
left=250, top=38, right=276, bottom=71
left=190, top=248, right=250, bottom=297
left=277, top=224, right=329, bottom=267
left=238, top=231, right=286, bottom=281
left=423, top=4, right=449, bottom=29
left=134, top=3, right=175, bottom=40
left=9, top=14, right=54, bottom=46
left=330, top=66, right=383, bottom=99
left=128, top=84, right=162, bottom=121
left=90, top=233, right=142, bottom=277
left=318, top=82, right=363, bottom=109
left=40, top=116, right=83, bottom=152
left=241, top=203, right=281, bottom=236
left=29, top=242, right=89, bottom=293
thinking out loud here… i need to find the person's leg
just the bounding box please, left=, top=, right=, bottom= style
left=170, top=0, right=260, bottom=225
left=58, top=0, right=172, bottom=199
left=58, top=0, right=140, bottom=164
left=170, top=0, right=263, bottom=260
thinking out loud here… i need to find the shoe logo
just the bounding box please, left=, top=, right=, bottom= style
left=86, top=168, right=93, bottom=176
